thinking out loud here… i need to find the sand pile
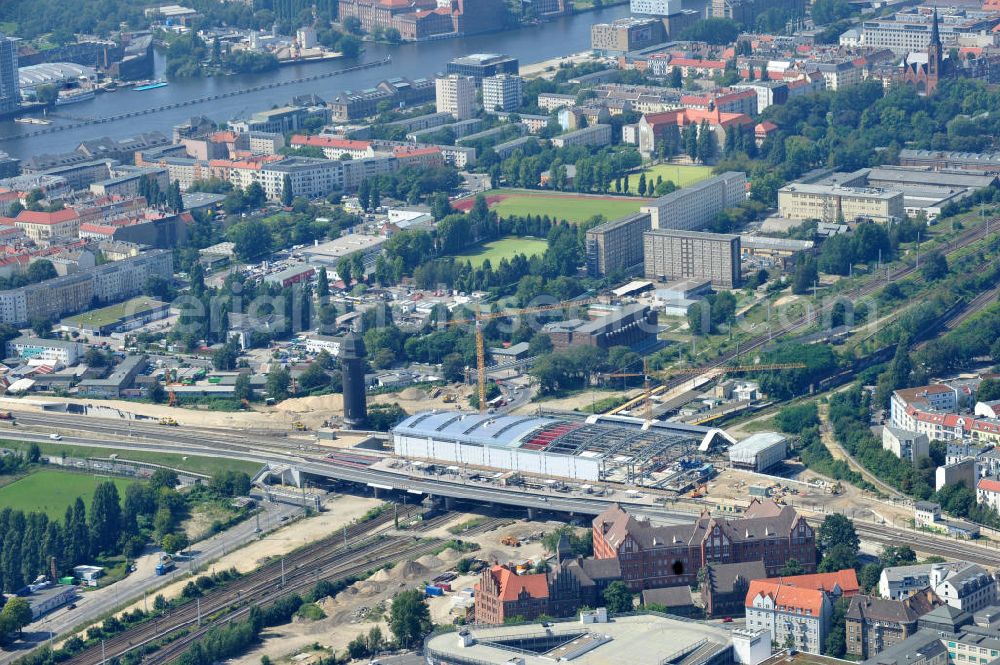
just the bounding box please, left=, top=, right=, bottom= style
left=369, top=568, right=392, bottom=582
left=437, top=547, right=464, bottom=563
left=399, top=387, right=428, bottom=400
left=415, top=554, right=443, bottom=568
left=393, top=560, right=429, bottom=580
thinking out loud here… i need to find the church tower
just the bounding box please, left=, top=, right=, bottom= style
left=927, top=7, right=942, bottom=93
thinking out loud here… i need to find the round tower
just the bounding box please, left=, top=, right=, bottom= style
left=340, top=331, right=367, bottom=430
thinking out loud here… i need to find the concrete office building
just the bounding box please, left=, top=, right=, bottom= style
left=445, top=53, right=519, bottom=81
left=0, top=32, right=19, bottom=115
left=7, top=337, right=83, bottom=365
left=436, top=74, right=478, bottom=121
left=482, top=74, right=522, bottom=113
left=640, top=172, right=746, bottom=232
left=591, top=18, right=666, bottom=55
left=586, top=212, right=651, bottom=277
left=859, top=10, right=999, bottom=55
left=644, top=229, right=741, bottom=288
left=777, top=183, right=904, bottom=223
left=630, top=0, right=679, bottom=14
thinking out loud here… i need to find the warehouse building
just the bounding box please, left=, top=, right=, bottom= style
left=392, top=411, right=704, bottom=482
left=542, top=303, right=658, bottom=350
left=777, top=183, right=904, bottom=223
left=585, top=212, right=651, bottom=277
left=424, top=612, right=734, bottom=665
left=644, top=229, right=741, bottom=288
left=728, top=432, right=787, bottom=472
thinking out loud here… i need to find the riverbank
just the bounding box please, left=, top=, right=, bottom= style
left=520, top=49, right=605, bottom=78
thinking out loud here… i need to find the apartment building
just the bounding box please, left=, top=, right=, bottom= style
left=328, top=78, right=436, bottom=122
left=482, top=74, right=523, bottom=113
left=745, top=580, right=832, bottom=654
left=586, top=212, right=651, bottom=277
left=91, top=250, right=173, bottom=304
left=640, top=172, right=747, bottom=232
left=13, top=209, right=82, bottom=241
left=882, top=426, right=930, bottom=464
left=777, top=183, right=904, bottom=223
left=0, top=32, right=19, bottom=115
left=551, top=124, right=613, bottom=149
left=290, top=135, right=375, bottom=160
left=846, top=590, right=943, bottom=659
left=932, top=564, right=996, bottom=614
left=435, top=74, right=478, bottom=120
left=644, top=229, right=741, bottom=288
left=592, top=499, right=816, bottom=590
left=860, top=9, right=999, bottom=55
left=260, top=157, right=345, bottom=201
left=445, top=53, right=519, bottom=81
left=590, top=17, right=666, bottom=56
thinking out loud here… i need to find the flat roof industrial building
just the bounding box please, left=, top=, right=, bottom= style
left=392, top=411, right=713, bottom=482
left=728, top=432, right=787, bottom=472
left=424, top=612, right=734, bottom=665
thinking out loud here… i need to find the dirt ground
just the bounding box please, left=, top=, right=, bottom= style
left=516, top=388, right=644, bottom=414
left=272, top=385, right=474, bottom=430
left=228, top=515, right=562, bottom=665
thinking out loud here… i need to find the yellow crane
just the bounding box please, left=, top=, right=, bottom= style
left=600, top=361, right=807, bottom=420
left=444, top=300, right=598, bottom=413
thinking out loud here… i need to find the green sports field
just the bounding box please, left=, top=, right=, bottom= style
left=623, top=164, right=713, bottom=193
left=483, top=191, right=648, bottom=223
left=0, top=470, right=134, bottom=519
left=454, top=237, right=549, bottom=267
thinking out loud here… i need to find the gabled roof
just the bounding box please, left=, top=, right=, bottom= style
left=846, top=589, right=942, bottom=624
left=487, top=565, right=549, bottom=601
left=16, top=208, right=80, bottom=225
left=768, top=569, right=859, bottom=596
left=746, top=580, right=826, bottom=616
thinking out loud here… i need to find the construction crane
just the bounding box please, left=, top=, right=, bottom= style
left=444, top=299, right=598, bottom=413
left=600, top=362, right=807, bottom=420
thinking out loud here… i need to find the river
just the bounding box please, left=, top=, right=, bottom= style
left=0, top=5, right=630, bottom=161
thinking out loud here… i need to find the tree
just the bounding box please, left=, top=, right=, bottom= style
left=431, top=192, right=453, bottom=221
left=920, top=250, right=948, bottom=281
left=245, top=182, right=266, bottom=210
left=235, top=373, right=253, bottom=402
left=818, top=514, right=859, bottom=557
left=337, top=257, right=352, bottom=286
left=150, top=468, right=180, bottom=491
left=388, top=589, right=431, bottom=648
left=824, top=597, right=849, bottom=657
left=670, top=67, right=683, bottom=88
left=358, top=179, right=372, bottom=211
left=281, top=174, right=293, bottom=207
left=792, top=256, right=818, bottom=295
left=30, top=317, right=51, bottom=338
left=27, top=260, right=56, bottom=283
left=167, top=180, right=183, bottom=213
left=780, top=559, right=805, bottom=576
left=343, top=16, right=363, bottom=34
left=1, top=597, right=32, bottom=635
left=859, top=562, right=883, bottom=593
left=317, top=266, right=330, bottom=298
left=603, top=581, right=634, bottom=614
left=231, top=219, right=273, bottom=262
left=978, top=378, right=1000, bottom=403
left=442, top=353, right=466, bottom=383
left=89, top=482, right=123, bottom=555
left=879, top=545, right=916, bottom=567
left=267, top=366, right=291, bottom=401
left=162, top=533, right=189, bottom=554
left=818, top=543, right=858, bottom=573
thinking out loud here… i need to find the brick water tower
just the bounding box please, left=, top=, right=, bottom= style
left=340, top=331, right=367, bottom=430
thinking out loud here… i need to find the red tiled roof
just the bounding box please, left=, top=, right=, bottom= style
left=746, top=580, right=826, bottom=615
left=79, top=223, right=118, bottom=235
left=978, top=478, right=1000, bottom=493
left=291, top=135, right=371, bottom=150
left=393, top=146, right=442, bottom=157
left=769, top=569, right=859, bottom=596
left=488, top=565, right=549, bottom=601
left=16, top=208, right=80, bottom=225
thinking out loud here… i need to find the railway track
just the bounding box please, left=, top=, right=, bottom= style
left=60, top=506, right=437, bottom=665
left=142, top=536, right=445, bottom=665
left=855, top=522, right=1000, bottom=567
left=653, top=217, right=1000, bottom=394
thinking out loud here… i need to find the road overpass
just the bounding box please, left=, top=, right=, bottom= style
left=5, top=413, right=1000, bottom=566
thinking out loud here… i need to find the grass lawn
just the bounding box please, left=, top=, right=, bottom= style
left=453, top=236, right=548, bottom=267
left=486, top=190, right=646, bottom=223
left=2, top=439, right=261, bottom=477
left=0, top=470, right=135, bottom=519
left=623, top=164, right=713, bottom=193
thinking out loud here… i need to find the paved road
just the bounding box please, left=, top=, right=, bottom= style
left=0, top=497, right=298, bottom=665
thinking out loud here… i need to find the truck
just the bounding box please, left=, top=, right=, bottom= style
left=158, top=417, right=178, bottom=426
left=155, top=556, right=175, bottom=576
left=0, top=411, right=13, bottom=420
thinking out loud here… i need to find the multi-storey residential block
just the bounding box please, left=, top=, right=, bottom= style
left=290, top=136, right=375, bottom=160
left=551, top=124, right=612, bottom=148
left=883, top=426, right=930, bottom=464
left=482, top=74, right=523, bottom=113
left=592, top=499, right=816, bottom=590
left=640, top=172, right=746, bottom=231
left=846, top=590, right=943, bottom=659
left=745, top=580, right=832, bottom=654
left=261, top=157, right=345, bottom=201
left=435, top=74, right=478, bottom=120
left=586, top=212, right=651, bottom=277
left=13, top=209, right=82, bottom=242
